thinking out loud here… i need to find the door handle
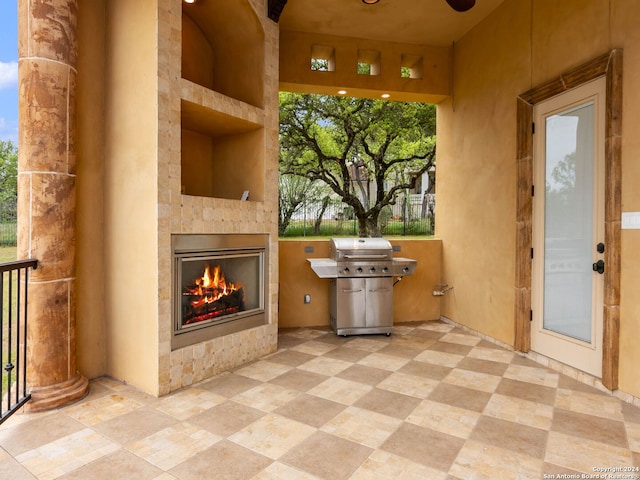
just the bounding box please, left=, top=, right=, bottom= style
left=592, top=259, right=605, bottom=274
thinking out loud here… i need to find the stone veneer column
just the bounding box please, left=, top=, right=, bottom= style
left=17, top=0, right=88, bottom=410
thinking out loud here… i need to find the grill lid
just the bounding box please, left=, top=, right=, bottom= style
left=329, top=237, right=393, bottom=262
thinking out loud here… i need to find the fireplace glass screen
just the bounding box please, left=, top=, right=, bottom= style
left=179, top=254, right=262, bottom=327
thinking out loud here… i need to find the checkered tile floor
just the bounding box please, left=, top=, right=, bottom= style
left=1, top=320, right=639, bottom=479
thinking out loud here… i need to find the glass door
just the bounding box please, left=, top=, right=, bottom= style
left=531, top=77, right=605, bottom=377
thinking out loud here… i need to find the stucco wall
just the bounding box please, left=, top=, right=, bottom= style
left=437, top=0, right=640, bottom=397
left=279, top=239, right=442, bottom=329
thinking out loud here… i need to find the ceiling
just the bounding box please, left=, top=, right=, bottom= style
left=278, top=0, right=506, bottom=47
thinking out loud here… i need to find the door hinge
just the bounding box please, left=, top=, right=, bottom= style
left=531, top=248, right=534, bottom=259
left=532, top=122, right=535, bottom=134
left=530, top=310, right=533, bottom=321
left=531, top=185, right=535, bottom=197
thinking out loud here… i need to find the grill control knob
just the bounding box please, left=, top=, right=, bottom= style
left=402, top=266, right=410, bottom=273
left=356, top=267, right=363, bottom=273
left=381, top=267, right=388, bottom=273
left=343, top=267, right=350, bottom=274
left=370, top=267, right=376, bottom=273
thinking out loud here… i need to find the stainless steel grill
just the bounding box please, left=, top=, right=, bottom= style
left=308, top=238, right=417, bottom=336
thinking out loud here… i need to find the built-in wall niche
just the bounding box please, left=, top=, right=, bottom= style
left=182, top=1, right=264, bottom=108
left=181, top=101, right=264, bottom=201
left=310, top=44, right=335, bottom=72
left=357, top=49, right=381, bottom=76
left=400, top=53, right=423, bottom=79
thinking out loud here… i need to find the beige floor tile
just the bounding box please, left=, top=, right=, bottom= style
left=198, top=371, right=262, bottom=397
left=320, top=406, right=402, bottom=448
left=154, top=388, right=226, bottom=420
left=413, top=350, right=464, bottom=368
left=345, top=337, right=389, bottom=352
left=494, top=377, right=557, bottom=405
left=297, top=356, right=352, bottom=376
left=416, top=322, right=454, bottom=333
left=273, top=393, right=346, bottom=428
left=350, top=449, right=449, bottom=480
left=127, top=423, right=221, bottom=470
left=0, top=412, right=85, bottom=457
left=483, top=393, right=554, bottom=430
left=551, top=408, right=628, bottom=447
left=186, top=400, right=266, bottom=437
left=450, top=439, right=543, bottom=480
left=428, top=382, right=492, bottom=413
left=251, top=461, right=322, bottom=479
left=63, top=393, right=143, bottom=426
left=544, top=431, right=634, bottom=473
left=456, top=356, right=510, bottom=376
left=336, top=364, right=392, bottom=386
left=263, top=349, right=316, bottom=367
left=280, top=431, right=373, bottom=480
left=233, top=383, right=301, bottom=412
left=16, top=428, right=119, bottom=480
left=381, top=422, right=465, bottom=472
left=467, top=346, right=515, bottom=364
left=168, top=440, right=272, bottom=480
left=376, top=371, right=439, bottom=399
left=356, top=352, right=411, bottom=371
left=353, top=387, right=421, bottom=419
left=439, top=332, right=482, bottom=346
left=626, top=421, right=640, bottom=452
left=555, top=387, right=624, bottom=421
left=56, top=449, right=162, bottom=480
left=470, top=415, right=548, bottom=458
left=503, top=364, right=559, bottom=388
left=269, top=368, right=329, bottom=392
left=307, top=376, right=373, bottom=406
left=290, top=340, right=339, bottom=356
left=323, top=346, right=371, bottom=363
left=229, top=413, right=316, bottom=459
left=398, top=359, right=452, bottom=381
left=406, top=399, right=480, bottom=439
left=233, top=360, right=293, bottom=382
left=0, top=450, right=38, bottom=480
left=442, top=368, right=502, bottom=393
left=92, top=406, right=177, bottom=445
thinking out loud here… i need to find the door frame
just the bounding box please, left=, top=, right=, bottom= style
left=514, top=50, right=622, bottom=390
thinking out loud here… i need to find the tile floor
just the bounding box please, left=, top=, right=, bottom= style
left=1, top=320, right=639, bottom=479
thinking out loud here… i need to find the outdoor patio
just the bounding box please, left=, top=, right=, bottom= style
left=0, top=319, right=638, bottom=479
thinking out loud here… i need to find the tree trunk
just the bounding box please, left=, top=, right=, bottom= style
left=313, top=196, right=330, bottom=235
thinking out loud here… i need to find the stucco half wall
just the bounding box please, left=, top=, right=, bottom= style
left=278, top=239, right=442, bottom=329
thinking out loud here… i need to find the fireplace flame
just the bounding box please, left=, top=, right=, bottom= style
left=189, top=264, right=242, bottom=308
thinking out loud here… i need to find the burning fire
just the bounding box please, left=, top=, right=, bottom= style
left=189, top=264, right=242, bottom=307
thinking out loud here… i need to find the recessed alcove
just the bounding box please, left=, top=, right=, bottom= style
left=181, top=100, right=264, bottom=201
left=401, top=53, right=424, bottom=79
left=182, top=1, right=264, bottom=108
left=357, top=49, right=381, bottom=76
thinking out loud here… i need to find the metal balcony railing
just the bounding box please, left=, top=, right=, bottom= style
left=1, top=259, right=37, bottom=425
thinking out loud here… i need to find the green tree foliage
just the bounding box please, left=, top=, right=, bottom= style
left=0, top=140, right=18, bottom=204
left=279, top=92, right=436, bottom=237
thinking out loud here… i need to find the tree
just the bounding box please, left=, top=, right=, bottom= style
left=278, top=174, right=330, bottom=235
left=279, top=93, right=436, bottom=237
left=0, top=140, right=18, bottom=204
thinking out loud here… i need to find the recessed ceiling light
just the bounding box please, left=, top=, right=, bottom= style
left=184, top=0, right=196, bottom=4
left=338, top=90, right=347, bottom=95
left=362, top=0, right=380, bottom=4
left=381, top=93, right=390, bottom=99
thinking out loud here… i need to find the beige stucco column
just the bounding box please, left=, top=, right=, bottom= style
left=17, top=0, right=88, bottom=411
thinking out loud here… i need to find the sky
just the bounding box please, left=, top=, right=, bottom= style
left=0, top=1, right=18, bottom=144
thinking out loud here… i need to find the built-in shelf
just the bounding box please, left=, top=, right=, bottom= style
left=180, top=1, right=266, bottom=202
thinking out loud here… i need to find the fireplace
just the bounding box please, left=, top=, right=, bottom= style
left=172, top=234, right=268, bottom=350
